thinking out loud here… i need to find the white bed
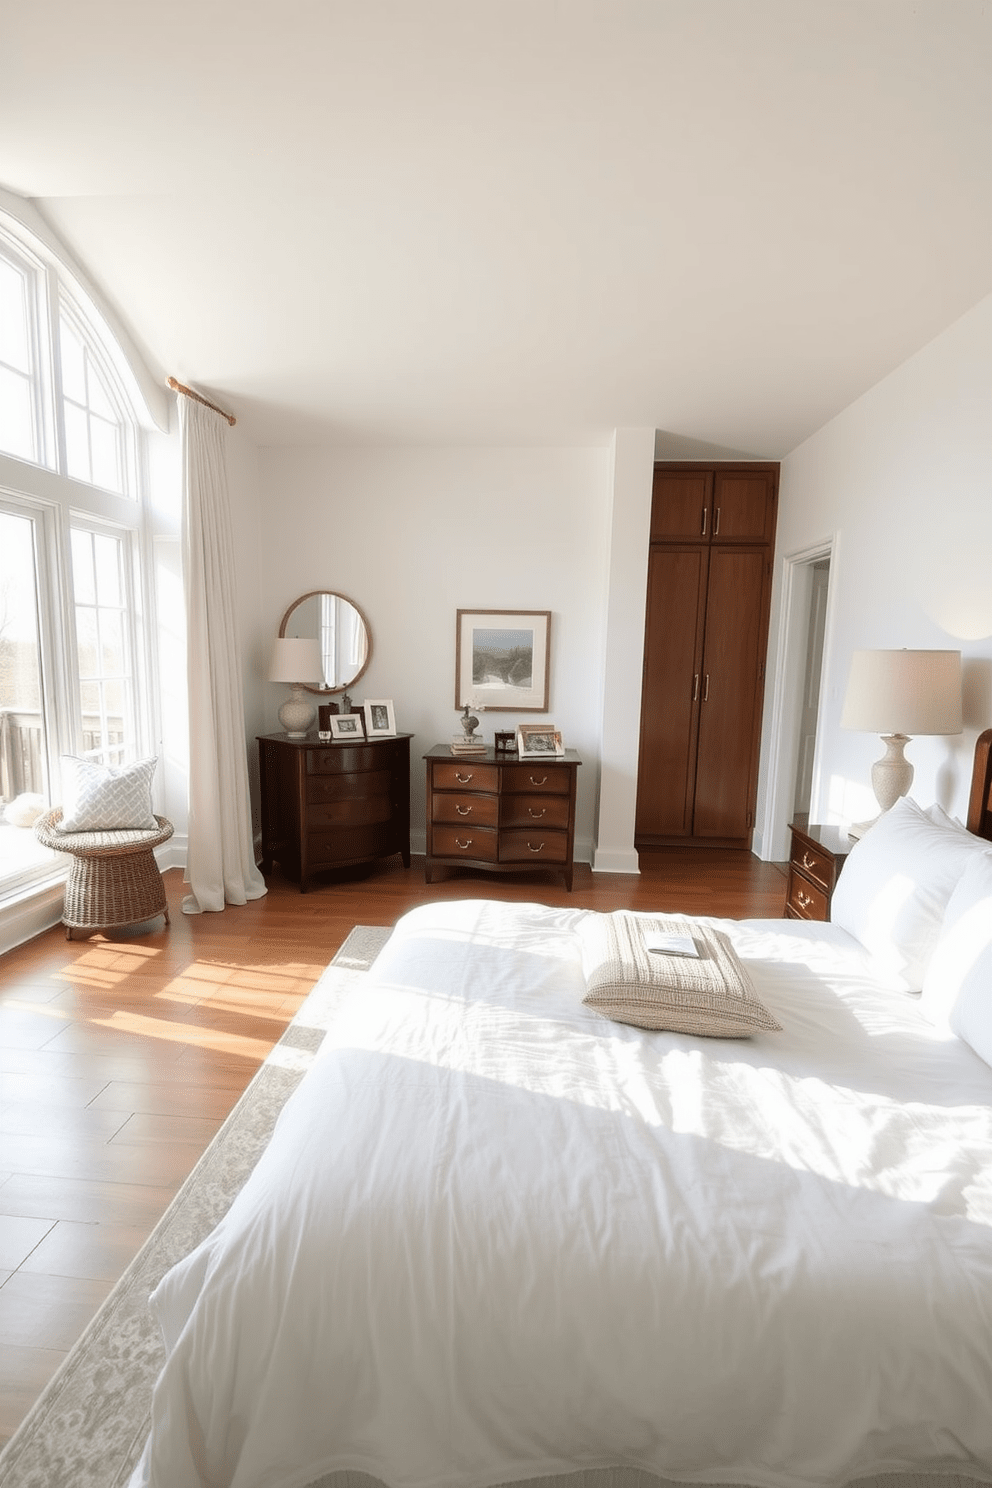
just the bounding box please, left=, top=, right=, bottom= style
left=129, top=744, right=992, bottom=1488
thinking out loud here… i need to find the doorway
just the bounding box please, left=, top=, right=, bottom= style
left=792, top=559, right=830, bottom=817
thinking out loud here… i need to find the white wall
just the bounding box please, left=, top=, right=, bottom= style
left=256, top=444, right=613, bottom=861
left=757, top=292, right=992, bottom=856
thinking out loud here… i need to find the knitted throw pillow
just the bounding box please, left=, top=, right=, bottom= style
left=579, top=911, right=781, bottom=1038
left=57, top=756, right=158, bottom=833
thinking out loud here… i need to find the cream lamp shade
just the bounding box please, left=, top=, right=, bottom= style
left=268, top=637, right=323, bottom=737
left=841, top=648, right=962, bottom=837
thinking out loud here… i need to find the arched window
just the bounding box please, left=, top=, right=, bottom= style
left=0, top=198, right=163, bottom=900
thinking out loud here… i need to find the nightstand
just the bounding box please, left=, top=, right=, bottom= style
left=785, top=819, right=851, bottom=921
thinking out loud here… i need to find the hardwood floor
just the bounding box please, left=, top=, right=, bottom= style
left=0, top=849, right=786, bottom=1447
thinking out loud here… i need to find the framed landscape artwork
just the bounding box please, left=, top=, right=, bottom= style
left=455, top=609, right=551, bottom=711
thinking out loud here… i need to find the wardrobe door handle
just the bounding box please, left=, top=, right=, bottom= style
left=701, top=506, right=707, bottom=537
left=714, top=506, right=721, bottom=536
left=692, top=674, right=699, bottom=703
left=703, top=674, right=710, bottom=702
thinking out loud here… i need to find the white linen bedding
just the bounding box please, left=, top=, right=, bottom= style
left=129, top=899, right=992, bottom=1488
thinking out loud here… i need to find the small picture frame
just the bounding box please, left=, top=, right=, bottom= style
left=329, top=712, right=365, bottom=741
left=516, top=723, right=564, bottom=758
left=494, top=730, right=517, bottom=754
left=363, top=699, right=397, bottom=737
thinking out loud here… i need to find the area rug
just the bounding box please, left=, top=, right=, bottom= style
left=0, top=924, right=392, bottom=1488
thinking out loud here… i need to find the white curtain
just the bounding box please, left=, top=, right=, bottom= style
left=179, top=395, right=267, bottom=914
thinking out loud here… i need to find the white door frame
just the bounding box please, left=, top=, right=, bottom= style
left=759, top=535, right=837, bottom=862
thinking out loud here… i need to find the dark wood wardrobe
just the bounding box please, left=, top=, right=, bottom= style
left=634, top=463, right=779, bottom=850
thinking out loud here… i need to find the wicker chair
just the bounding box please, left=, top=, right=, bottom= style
left=34, top=807, right=174, bottom=940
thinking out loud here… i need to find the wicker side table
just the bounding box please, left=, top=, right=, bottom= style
left=34, top=808, right=174, bottom=940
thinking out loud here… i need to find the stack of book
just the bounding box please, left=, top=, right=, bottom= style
left=449, top=734, right=487, bottom=756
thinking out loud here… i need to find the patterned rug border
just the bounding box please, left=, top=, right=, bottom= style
left=0, top=923, right=392, bottom=1488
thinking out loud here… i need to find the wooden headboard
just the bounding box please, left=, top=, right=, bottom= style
left=966, top=728, right=992, bottom=841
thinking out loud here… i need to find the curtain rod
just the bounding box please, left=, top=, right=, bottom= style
left=167, top=376, right=237, bottom=426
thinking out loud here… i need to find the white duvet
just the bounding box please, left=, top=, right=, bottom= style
left=130, top=900, right=992, bottom=1488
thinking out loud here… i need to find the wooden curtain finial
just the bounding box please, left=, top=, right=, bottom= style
left=167, top=376, right=237, bottom=426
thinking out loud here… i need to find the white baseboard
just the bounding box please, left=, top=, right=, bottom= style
left=0, top=874, right=67, bottom=955
left=591, top=846, right=641, bottom=874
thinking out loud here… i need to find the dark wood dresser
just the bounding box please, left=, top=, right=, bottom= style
left=785, top=819, right=851, bottom=921
left=258, top=732, right=411, bottom=891
left=424, top=744, right=581, bottom=890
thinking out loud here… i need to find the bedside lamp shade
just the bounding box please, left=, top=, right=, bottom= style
left=268, top=637, right=323, bottom=737
left=841, top=648, right=962, bottom=836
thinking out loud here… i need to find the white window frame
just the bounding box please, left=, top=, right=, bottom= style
left=0, top=196, right=165, bottom=910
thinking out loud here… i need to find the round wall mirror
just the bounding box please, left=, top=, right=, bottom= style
left=278, top=591, right=372, bottom=694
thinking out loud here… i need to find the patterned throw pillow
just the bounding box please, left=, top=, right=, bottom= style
left=579, top=910, right=781, bottom=1037
left=57, top=756, right=158, bottom=833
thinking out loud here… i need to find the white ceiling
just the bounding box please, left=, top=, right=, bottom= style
left=3, top=1, right=991, bottom=455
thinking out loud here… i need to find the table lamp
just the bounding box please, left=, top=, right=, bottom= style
left=268, top=637, right=323, bottom=737
left=840, top=648, right=962, bottom=837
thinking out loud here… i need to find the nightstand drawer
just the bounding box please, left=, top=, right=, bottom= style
left=786, top=866, right=829, bottom=920
left=432, top=793, right=499, bottom=827
left=791, top=841, right=833, bottom=894
left=431, top=823, right=499, bottom=861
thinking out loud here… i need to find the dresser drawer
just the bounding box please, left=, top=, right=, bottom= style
left=501, top=764, right=570, bottom=795
left=431, top=823, right=498, bottom=861
left=309, top=797, right=393, bottom=829
left=432, top=793, right=499, bottom=827
left=307, top=821, right=402, bottom=867
left=308, top=769, right=392, bottom=804
left=432, top=761, right=499, bottom=793
left=785, top=866, right=829, bottom=920
left=499, top=828, right=568, bottom=865
left=500, top=794, right=571, bottom=830
left=308, top=745, right=396, bottom=776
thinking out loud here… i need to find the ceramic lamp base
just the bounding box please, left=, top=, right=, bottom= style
left=849, top=734, right=914, bottom=838
left=278, top=686, right=316, bottom=738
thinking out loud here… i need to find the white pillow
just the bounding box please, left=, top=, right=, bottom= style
left=57, top=755, right=158, bottom=833
left=925, top=801, right=987, bottom=847
left=831, top=795, right=983, bottom=992
left=920, top=851, right=992, bottom=1069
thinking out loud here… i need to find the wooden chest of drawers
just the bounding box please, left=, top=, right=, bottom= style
left=424, top=745, right=581, bottom=890
left=785, top=819, right=851, bottom=921
left=258, top=732, right=411, bottom=891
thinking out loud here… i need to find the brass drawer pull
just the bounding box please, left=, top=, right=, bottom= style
left=527, top=807, right=546, bottom=818
left=797, top=889, right=812, bottom=908
left=527, top=841, right=545, bottom=853
left=456, top=805, right=472, bottom=816
left=802, top=852, right=816, bottom=870
left=529, top=775, right=548, bottom=786
left=455, top=837, right=473, bottom=850
left=455, top=771, right=473, bottom=783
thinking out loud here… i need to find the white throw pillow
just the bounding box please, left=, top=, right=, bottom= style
left=830, top=795, right=983, bottom=992
left=925, top=801, right=987, bottom=847
left=920, top=851, right=992, bottom=1068
left=57, top=755, right=158, bottom=833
